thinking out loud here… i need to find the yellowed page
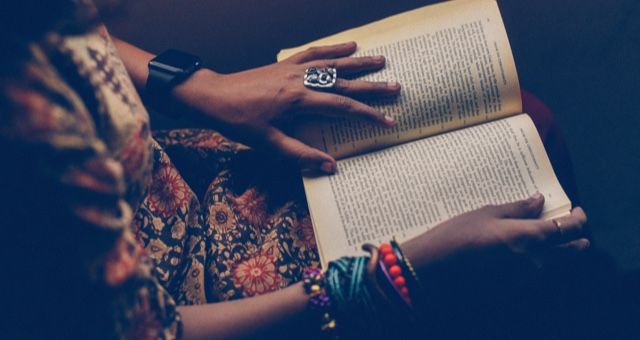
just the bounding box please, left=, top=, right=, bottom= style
left=303, top=114, right=571, bottom=266
left=279, top=0, right=521, bottom=159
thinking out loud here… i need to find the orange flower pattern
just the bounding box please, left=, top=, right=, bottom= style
left=291, top=215, right=317, bottom=253
left=232, top=253, right=284, bottom=296
left=232, top=188, right=268, bottom=227
left=147, top=165, right=190, bottom=218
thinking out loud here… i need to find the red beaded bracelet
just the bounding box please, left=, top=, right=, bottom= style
left=379, top=242, right=412, bottom=306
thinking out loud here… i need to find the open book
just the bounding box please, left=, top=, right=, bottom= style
left=278, top=0, right=571, bottom=266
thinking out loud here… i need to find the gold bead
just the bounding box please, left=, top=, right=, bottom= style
left=321, top=320, right=336, bottom=331
left=311, top=284, right=321, bottom=293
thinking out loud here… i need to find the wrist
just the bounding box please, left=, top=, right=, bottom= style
left=401, top=230, right=452, bottom=274
left=401, top=240, right=431, bottom=271
left=145, top=49, right=204, bottom=114
left=172, top=68, right=219, bottom=103
left=172, top=68, right=234, bottom=122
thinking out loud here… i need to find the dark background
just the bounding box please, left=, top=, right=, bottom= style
left=109, top=0, right=640, bottom=271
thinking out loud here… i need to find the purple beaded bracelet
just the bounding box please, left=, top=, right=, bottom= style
left=303, top=267, right=336, bottom=333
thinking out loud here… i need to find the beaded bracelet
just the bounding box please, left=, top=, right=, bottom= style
left=362, top=244, right=417, bottom=332
left=302, top=267, right=337, bottom=334
left=362, top=243, right=393, bottom=307
left=379, top=242, right=412, bottom=306
left=390, top=237, right=422, bottom=290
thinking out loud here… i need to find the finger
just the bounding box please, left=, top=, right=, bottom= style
left=553, top=238, right=591, bottom=254
left=495, top=192, right=545, bottom=219
left=539, top=207, right=587, bottom=244
left=288, top=42, right=358, bottom=64
left=311, top=55, right=387, bottom=75
left=528, top=238, right=591, bottom=269
left=333, top=79, right=401, bottom=97
left=301, top=92, right=396, bottom=127
left=264, top=127, right=337, bottom=174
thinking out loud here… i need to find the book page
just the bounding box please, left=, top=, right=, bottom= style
left=278, top=0, right=521, bottom=159
left=303, top=114, right=571, bottom=266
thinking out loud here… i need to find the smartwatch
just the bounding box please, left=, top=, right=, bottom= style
left=146, top=49, right=203, bottom=95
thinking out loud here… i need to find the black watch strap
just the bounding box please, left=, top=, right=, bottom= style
left=145, top=49, right=202, bottom=103
left=146, top=66, right=180, bottom=93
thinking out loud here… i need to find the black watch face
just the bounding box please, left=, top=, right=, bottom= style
left=150, top=49, right=201, bottom=73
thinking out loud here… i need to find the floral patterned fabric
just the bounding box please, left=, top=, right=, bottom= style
left=1, top=23, right=318, bottom=339
left=140, top=129, right=320, bottom=303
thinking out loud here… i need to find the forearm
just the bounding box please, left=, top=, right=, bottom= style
left=178, top=282, right=311, bottom=339
left=111, top=37, right=155, bottom=89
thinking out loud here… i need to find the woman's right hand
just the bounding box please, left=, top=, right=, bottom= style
left=402, top=192, right=589, bottom=273
left=173, top=42, right=400, bottom=174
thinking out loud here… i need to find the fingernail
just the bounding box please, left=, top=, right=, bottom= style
left=373, top=55, right=385, bottom=63
left=344, top=41, right=357, bottom=47
left=321, top=161, right=336, bottom=174
left=583, top=240, right=591, bottom=249
left=387, top=81, right=400, bottom=89
left=383, top=114, right=396, bottom=125
left=530, top=191, right=542, bottom=200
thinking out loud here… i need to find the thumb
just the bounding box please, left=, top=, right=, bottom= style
left=497, top=192, right=545, bottom=219
left=264, top=127, right=337, bottom=174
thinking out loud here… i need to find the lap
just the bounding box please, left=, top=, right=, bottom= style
left=133, top=130, right=319, bottom=304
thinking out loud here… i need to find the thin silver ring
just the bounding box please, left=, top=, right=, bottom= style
left=303, top=67, right=337, bottom=89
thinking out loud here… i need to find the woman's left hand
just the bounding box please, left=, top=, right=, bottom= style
left=402, top=193, right=590, bottom=273
left=173, top=41, right=400, bottom=173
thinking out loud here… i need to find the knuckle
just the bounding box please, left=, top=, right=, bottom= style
left=288, top=90, right=306, bottom=107
left=286, top=71, right=300, bottom=82
left=515, top=224, right=546, bottom=245
left=530, top=226, right=548, bottom=242
left=336, top=96, right=354, bottom=111
left=276, top=85, right=305, bottom=108
left=305, top=47, right=321, bottom=58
